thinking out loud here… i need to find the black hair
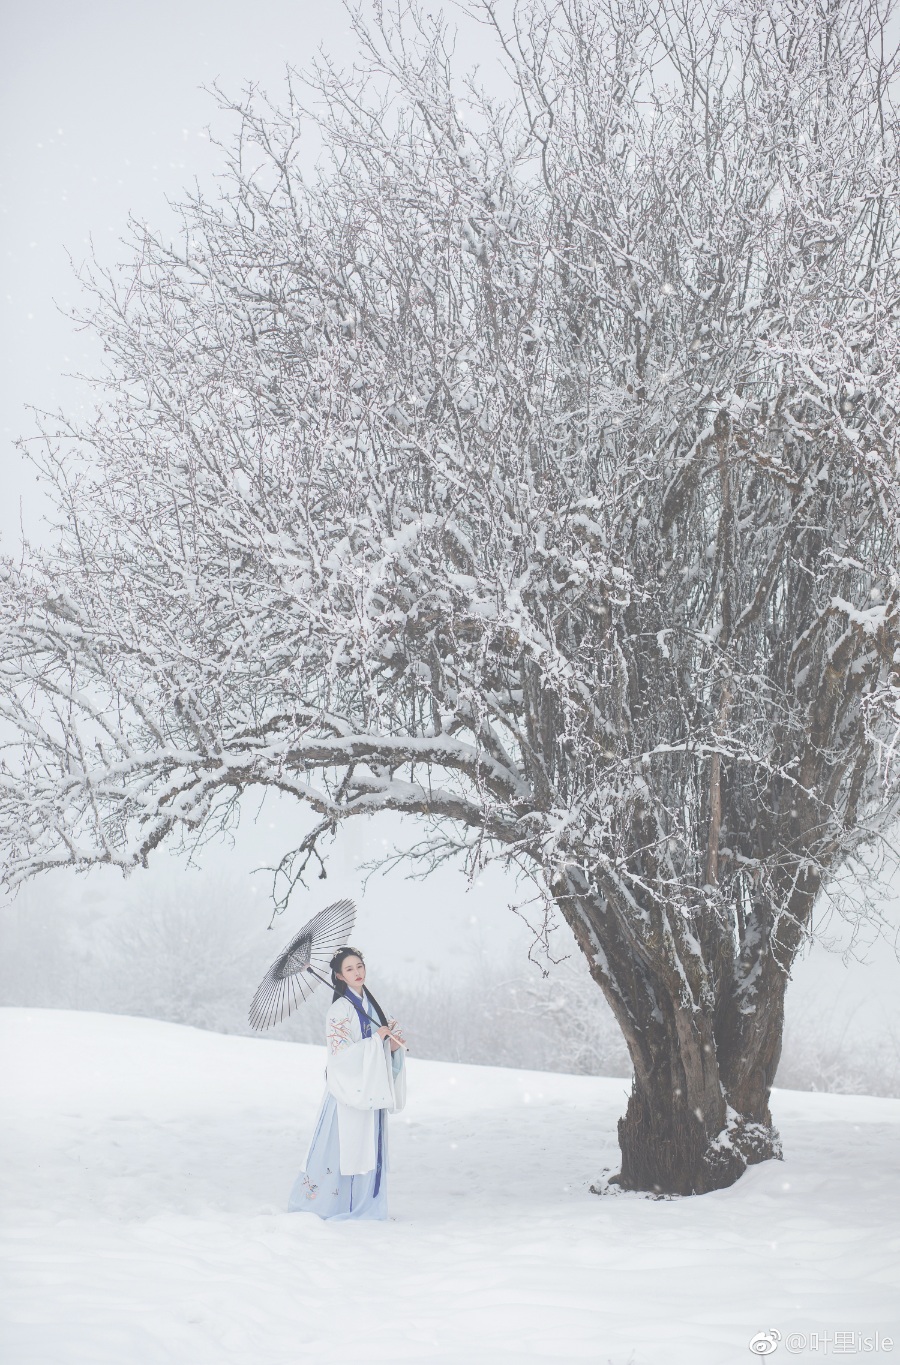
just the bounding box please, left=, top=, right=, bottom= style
left=329, top=945, right=388, bottom=1027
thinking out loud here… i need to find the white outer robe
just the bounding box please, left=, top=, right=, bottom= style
left=313, top=992, right=406, bottom=1176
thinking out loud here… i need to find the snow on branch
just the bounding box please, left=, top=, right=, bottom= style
left=1, top=0, right=899, bottom=1070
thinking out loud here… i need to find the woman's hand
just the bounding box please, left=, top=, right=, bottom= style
left=376, top=1021, right=405, bottom=1051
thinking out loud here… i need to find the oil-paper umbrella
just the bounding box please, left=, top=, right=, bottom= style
left=248, top=898, right=357, bottom=1031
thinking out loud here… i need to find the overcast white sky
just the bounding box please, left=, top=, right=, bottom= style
left=1, top=0, right=898, bottom=1036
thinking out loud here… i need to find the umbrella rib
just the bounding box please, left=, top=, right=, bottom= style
left=247, top=898, right=356, bottom=1030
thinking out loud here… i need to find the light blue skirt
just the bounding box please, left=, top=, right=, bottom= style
left=288, top=1092, right=388, bottom=1221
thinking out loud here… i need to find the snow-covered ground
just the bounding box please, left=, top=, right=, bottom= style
left=1, top=1010, right=897, bottom=1365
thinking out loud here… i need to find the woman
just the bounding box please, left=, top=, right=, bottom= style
left=288, top=946, right=407, bottom=1221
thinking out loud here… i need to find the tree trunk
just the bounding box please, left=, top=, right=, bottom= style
left=615, top=1012, right=784, bottom=1196
left=561, top=883, right=786, bottom=1195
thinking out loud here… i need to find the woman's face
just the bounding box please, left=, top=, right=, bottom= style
left=337, top=954, right=366, bottom=994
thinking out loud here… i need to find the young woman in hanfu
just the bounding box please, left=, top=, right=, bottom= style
left=288, top=947, right=407, bottom=1221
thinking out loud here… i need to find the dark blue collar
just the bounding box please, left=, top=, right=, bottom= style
left=343, top=987, right=374, bottom=1038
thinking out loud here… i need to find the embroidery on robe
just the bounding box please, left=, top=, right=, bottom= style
left=301, top=1174, right=318, bottom=1200
left=327, top=1013, right=354, bottom=1054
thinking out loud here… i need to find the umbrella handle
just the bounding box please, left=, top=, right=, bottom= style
left=306, top=966, right=332, bottom=987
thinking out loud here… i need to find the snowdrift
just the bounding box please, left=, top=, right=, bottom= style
left=1, top=1008, right=897, bottom=1365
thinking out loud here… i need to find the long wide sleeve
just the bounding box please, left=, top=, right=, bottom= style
left=323, top=997, right=406, bottom=1174
left=325, top=1000, right=399, bottom=1112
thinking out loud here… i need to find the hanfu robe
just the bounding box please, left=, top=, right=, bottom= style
left=288, top=988, right=406, bottom=1221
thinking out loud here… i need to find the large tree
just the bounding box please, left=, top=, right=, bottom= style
left=2, top=0, right=899, bottom=1194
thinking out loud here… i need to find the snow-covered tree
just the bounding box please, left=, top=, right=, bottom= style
left=2, top=0, right=899, bottom=1193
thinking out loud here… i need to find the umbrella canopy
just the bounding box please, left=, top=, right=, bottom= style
left=248, top=898, right=357, bottom=1031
